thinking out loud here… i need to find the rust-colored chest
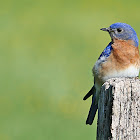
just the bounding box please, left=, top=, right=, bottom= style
left=111, top=40, right=140, bottom=67
left=97, top=40, right=140, bottom=80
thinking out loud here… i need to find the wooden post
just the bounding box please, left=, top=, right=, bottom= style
left=97, top=78, right=140, bottom=140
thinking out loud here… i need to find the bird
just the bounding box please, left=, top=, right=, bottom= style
left=83, top=22, right=140, bottom=125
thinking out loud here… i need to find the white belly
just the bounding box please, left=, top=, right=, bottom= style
left=102, top=65, right=139, bottom=81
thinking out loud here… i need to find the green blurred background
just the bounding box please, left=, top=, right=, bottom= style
left=0, top=0, right=140, bottom=140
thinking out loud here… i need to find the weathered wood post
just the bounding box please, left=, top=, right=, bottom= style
left=97, top=78, right=140, bottom=140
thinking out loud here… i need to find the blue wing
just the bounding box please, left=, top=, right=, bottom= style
left=98, top=42, right=113, bottom=59
left=84, top=42, right=113, bottom=125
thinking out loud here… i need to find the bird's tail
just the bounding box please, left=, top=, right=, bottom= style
left=83, top=86, right=95, bottom=100
left=86, top=94, right=98, bottom=125
left=83, top=86, right=98, bottom=125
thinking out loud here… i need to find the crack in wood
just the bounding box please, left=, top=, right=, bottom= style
left=97, top=78, right=140, bottom=140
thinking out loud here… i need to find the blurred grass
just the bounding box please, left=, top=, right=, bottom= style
left=0, top=0, right=140, bottom=140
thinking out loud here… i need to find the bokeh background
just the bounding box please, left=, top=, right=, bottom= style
left=1, top=0, right=140, bottom=140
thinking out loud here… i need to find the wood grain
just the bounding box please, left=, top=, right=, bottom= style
left=97, top=78, right=140, bottom=140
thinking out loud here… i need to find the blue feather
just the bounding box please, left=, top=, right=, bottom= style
left=110, top=23, right=139, bottom=47
left=98, top=42, right=112, bottom=59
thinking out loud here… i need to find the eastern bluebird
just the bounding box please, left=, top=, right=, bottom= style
left=83, top=22, right=140, bottom=125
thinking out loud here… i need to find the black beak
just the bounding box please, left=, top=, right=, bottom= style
left=100, top=28, right=110, bottom=32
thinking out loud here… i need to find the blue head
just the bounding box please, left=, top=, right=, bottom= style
left=101, top=23, right=139, bottom=47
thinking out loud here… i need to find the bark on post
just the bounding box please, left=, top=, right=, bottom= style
left=97, top=78, right=140, bottom=140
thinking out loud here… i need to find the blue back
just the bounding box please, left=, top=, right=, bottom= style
left=98, top=42, right=112, bottom=59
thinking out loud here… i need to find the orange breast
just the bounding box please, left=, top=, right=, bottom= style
left=99, top=39, right=140, bottom=78
left=112, top=39, right=140, bottom=66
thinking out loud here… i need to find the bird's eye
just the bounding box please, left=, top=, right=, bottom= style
left=117, top=28, right=122, bottom=33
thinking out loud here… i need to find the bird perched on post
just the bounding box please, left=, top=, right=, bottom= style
left=83, top=22, right=140, bottom=125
